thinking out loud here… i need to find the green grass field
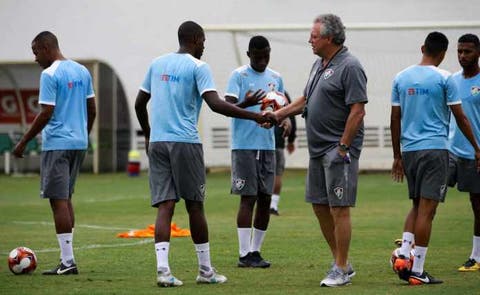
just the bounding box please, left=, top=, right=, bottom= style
left=0, top=170, right=479, bottom=294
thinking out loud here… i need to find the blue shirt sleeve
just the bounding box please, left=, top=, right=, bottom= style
left=391, top=78, right=400, bottom=106
left=38, top=72, right=57, bottom=105
left=195, top=63, right=216, bottom=96
left=445, top=75, right=460, bottom=105
left=86, top=72, right=95, bottom=98
left=225, top=71, right=240, bottom=99
left=140, top=64, right=153, bottom=93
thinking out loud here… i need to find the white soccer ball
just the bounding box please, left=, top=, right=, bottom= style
left=260, top=91, right=288, bottom=111
left=8, top=247, right=37, bottom=275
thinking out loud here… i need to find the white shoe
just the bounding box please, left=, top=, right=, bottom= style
left=196, top=267, right=227, bottom=284
left=329, top=261, right=356, bottom=278
left=320, top=267, right=351, bottom=287
left=157, top=270, right=183, bottom=287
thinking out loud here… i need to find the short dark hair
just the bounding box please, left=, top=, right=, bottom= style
left=458, top=33, right=480, bottom=49
left=32, top=31, right=59, bottom=48
left=424, top=31, right=449, bottom=56
left=178, top=21, right=204, bottom=45
left=248, top=35, right=270, bottom=51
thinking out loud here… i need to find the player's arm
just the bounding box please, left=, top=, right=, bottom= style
left=450, top=104, right=480, bottom=166
left=87, top=97, right=96, bottom=135
left=273, top=95, right=306, bottom=123
left=13, top=104, right=54, bottom=158
left=134, top=90, right=151, bottom=152
left=203, top=90, right=270, bottom=124
left=225, top=91, right=263, bottom=108
left=390, top=105, right=403, bottom=182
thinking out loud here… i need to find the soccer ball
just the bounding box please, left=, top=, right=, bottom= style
left=260, top=91, right=288, bottom=111
left=8, top=247, right=37, bottom=275
left=390, top=247, right=414, bottom=274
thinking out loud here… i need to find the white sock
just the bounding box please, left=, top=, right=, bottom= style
left=57, top=233, right=74, bottom=266
left=194, top=242, right=212, bottom=271
left=400, top=232, right=414, bottom=258
left=411, top=246, right=427, bottom=274
left=238, top=228, right=251, bottom=257
left=251, top=228, right=266, bottom=253
left=271, top=194, right=280, bottom=210
left=470, top=236, right=480, bottom=261
left=155, top=242, right=170, bottom=273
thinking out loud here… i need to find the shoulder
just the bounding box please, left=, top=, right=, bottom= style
left=42, top=60, right=62, bottom=77
left=432, top=67, right=452, bottom=79
left=394, top=65, right=417, bottom=80
left=266, top=67, right=282, bottom=79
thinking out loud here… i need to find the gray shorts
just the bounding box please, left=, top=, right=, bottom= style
left=403, top=149, right=448, bottom=202
left=448, top=153, right=480, bottom=193
left=231, top=150, right=275, bottom=196
left=305, top=148, right=359, bottom=207
left=275, top=148, right=285, bottom=176
left=40, top=150, right=86, bottom=199
left=148, top=142, right=206, bottom=207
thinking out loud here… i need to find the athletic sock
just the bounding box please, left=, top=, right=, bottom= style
left=271, top=194, right=280, bottom=210
left=400, top=232, right=414, bottom=258
left=251, top=228, right=266, bottom=253
left=57, top=233, right=74, bottom=266
left=411, top=246, right=427, bottom=274
left=470, top=236, right=480, bottom=262
left=155, top=242, right=170, bottom=273
left=237, top=228, right=251, bottom=257
left=194, top=242, right=212, bottom=271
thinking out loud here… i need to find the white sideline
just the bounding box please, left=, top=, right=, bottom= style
left=1, top=221, right=154, bottom=255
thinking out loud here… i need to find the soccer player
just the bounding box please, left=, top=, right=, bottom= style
left=13, top=31, right=96, bottom=275
left=270, top=91, right=297, bottom=216
left=225, top=35, right=287, bottom=268
left=391, top=32, right=480, bottom=285
left=266, top=14, right=367, bottom=287
left=448, top=33, right=480, bottom=272
left=134, top=21, right=271, bottom=287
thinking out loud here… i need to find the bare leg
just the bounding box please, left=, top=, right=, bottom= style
left=253, top=192, right=271, bottom=230
left=470, top=193, right=480, bottom=236
left=49, top=199, right=73, bottom=234
left=237, top=196, right=256, bottom=228
left=330, top=206, right=351, bottom=270
left=312, top=203, right=336, bottom=259
left=185, top=200, right=208, bottom=244
left=154, top=200, right=175, bottom=243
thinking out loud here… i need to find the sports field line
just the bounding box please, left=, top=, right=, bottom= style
left=12, top=220, right=133, bottom=231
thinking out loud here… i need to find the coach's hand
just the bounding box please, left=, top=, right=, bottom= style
left=391, top=158, right=404, bottom=182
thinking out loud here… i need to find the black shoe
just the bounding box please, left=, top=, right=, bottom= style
left=42, top=262, right=78, bottom=275
left=249, top=251, right=271, bottom=268
left=409, top=271, right=443, bottom=285
left=238, top=253, right=252, bottom=267
left=269, top=208, right=279, bottom=216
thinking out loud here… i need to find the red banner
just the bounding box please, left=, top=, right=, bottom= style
left=0, top=89, right=39, bottom=124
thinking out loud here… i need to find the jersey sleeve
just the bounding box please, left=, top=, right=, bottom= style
left=140, top=64, right=153, bottom=94
left=343, top=62, right=368, bottom=105
left=391, top=78, right=400, bottom=106
left=38, top=72, right=57, bottom=106
left=225, top=71, right=240, bottom=99
left=445, top=75, right=461, bottom=105
left=86, top=71, right=95, bottom=99
left=195, top=63, right=216, bottom=96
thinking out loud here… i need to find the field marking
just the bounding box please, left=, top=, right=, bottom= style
left=2, top=221, right=154, bottom=256
left=12, top=221, right=133, bottom=231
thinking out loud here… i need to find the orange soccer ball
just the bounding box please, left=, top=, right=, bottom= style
left=260, top=91, right=288, bottom=111
left=8, top=247, right=37, bottom=275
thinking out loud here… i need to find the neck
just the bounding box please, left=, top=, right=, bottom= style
left=419, top=55, right=439, bottom=67
left=463, top=64, right=480, bottom=78
left=177, top=45, right=194, bottom=56
left=322, top=45, right=342, bottom=66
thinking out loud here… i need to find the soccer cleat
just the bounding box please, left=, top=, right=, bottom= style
left=393, top=255, right=411, bottom=281
left=320, top=267, right=351, bottom=287
left=238, top=253, right=252, bottom=267
left=42, top=262, right=78, bottom=275
left=409, top=271, right=443, bottom=285
left=269, top=208, right=280, bottom=216
left=196, top=267, right=227, bottom=284
left=458, top=258, right=480, bottom=272
left=157, top=270, right=183, bottom=287
left=249, top=251, right=271, bottom=268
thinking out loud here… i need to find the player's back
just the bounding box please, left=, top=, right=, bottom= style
left=392, top=65, right=457, bottom=151
left=143, top=53, right=214, bottom=144
left=40, top=60, right=94, bottom=151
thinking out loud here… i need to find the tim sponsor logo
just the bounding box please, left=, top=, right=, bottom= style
left=407, top=87, right=429, bottom=96
left=67, top=80, right=83, bottom=89
left=160, top=74, right=180, bottom=82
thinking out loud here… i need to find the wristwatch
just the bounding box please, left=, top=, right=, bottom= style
left=339, top=143, right=349, bottom=152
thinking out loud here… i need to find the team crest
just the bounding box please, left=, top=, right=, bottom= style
left=200, top=184, right=206, bottom=196
left=333, top=187, right=344, bottom=199
left=471, top=86, right=480, bottom=96
left=234, top=178, right=246, bottom=191
left=323, top=69, right=334, bottom=80
left=440, top=184, right=446, bottom=195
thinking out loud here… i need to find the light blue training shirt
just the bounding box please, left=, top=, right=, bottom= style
left=39, top=60, right=94, bottom=151
left=391, top=65, right=460, bottom=152
left=140, top=53, right=216, bottom=144
left=225, top=65, right=284, bottom=150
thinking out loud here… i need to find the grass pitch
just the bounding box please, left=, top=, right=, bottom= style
left=0, top=170, right=479, bottom=294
